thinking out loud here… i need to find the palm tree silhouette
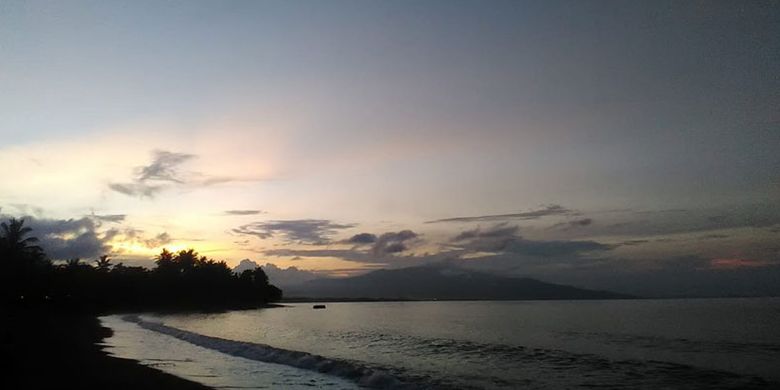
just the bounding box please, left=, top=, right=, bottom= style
left=96, top=255, right=112, bottom=271
left=66, top=258, right=82, bottom=268
left=0, top=218, right=44, bottom=261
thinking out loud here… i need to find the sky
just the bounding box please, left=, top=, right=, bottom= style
left=1, top=0, right=778, bottom=296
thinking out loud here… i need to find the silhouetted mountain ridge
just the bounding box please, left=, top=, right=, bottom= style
left=286, top=264, right=633, bottom=300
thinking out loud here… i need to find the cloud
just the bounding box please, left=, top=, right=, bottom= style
left=109, top=149, right=259, bottom=198
left=144, top=232, right=172, bottom=248
left=617, top=239, right=651, bottom=246
left=451, top=223, right=611, bottom=257
left=108, top=150, right=194, bottom=197
left=108, top=181, right=165, bottom=198
left=452, top=223, right=519, bottom=242
left=262, top=248, right=440, bottom=269
left=8, top=204, right=45, bottom=217
left=699, top=233, right=730, bottom=240
left=344, top=229, right=420, bottom=254
left=136, top=150, right=195, bottom=183
left=232, top=260, right=320, bottom=286
left=425, top=204, right=579, bottom=223
left=584, top=203, right=780, bottom=238
left=3, top=215, right=111, bottom=260
left=90, top=213, right=127, bottom=223
left=259, top=229, right=421, bottom=267
left=224, top=210, right=264, bottom=216
left=232, top=259, right=260, bottom=273
left=502, top=238, right=612, bottom=257
left=371, top=230, right=418, bottom=255
left=344, top=233, right=378, bottom=244
left=233, top=219, right=357, bottom=244
left=709, top=258, right=774, bottom=270
left=550, top=218, right=593, bottom=230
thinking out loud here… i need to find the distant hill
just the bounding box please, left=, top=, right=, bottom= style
left=285, top=264, right=633, bottom=300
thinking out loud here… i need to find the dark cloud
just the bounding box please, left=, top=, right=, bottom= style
left=699, top=234, right=730, bottom=240
left=452, top=223, right=519, bottom=242
left=450, top=223, right=519, bottom=252
left=617, top=239, right=651, bottom=246
left=384, top=242, right=407, bottom=253
left=550, top=218, right=593, bottom=230
left=102, top=228, right=122, bottom=242
left=451, top=223, right=611, bottom=257
left=260, top=230, right=421, bottom=266
left=233, top=219, right=356, bottom=244
left=224, top=210, right=264, bottom=216
left=3, top=215, right=111, bottom=260
left=425, top=204, right=578, bottom=224
left=574, top=203, right=780, bottom=238
left=372, top=230, right=418, bottom=255
left=502, top=238, right=611, bottom=257
left=633, top=209, right=689, bottom=215
left=344, top=233, right=378, bottom=244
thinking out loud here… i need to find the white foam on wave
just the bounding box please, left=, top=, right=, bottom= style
left=122, top=315, right=411, bottom=389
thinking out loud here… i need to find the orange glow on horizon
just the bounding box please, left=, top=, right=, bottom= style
left=710, top=258, right=772, bottom=270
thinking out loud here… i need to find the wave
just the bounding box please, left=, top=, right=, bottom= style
left=122, top=315, right=413, bottom=389
left=122, top=315, right=776, bottom=390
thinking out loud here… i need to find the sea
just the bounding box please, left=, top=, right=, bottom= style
left=100, top=298, right=780, bottom=389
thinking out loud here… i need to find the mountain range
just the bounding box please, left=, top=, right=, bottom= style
left=283, top=264, right=633, bottom=301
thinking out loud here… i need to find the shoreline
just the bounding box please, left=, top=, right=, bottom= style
left=5, top=309, right=213, bottom=389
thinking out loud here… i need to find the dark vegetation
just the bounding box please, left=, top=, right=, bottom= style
left=1, top=217, right=282, bottom=313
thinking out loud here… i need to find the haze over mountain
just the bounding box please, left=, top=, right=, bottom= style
left=284, top=264, right=631, bottom=301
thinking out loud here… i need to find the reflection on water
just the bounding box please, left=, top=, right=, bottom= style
left=103, top=298, right=780, bottom=389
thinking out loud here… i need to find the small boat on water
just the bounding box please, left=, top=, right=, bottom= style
left=313, top=304, right=326, bottom=309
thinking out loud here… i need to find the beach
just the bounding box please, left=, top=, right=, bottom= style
left=4, top=309, right=211, bottom=389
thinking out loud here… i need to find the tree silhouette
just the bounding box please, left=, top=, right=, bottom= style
left=0, top=218, right=44, bottom=263
left=1, top=218, right=50, bottom=305
left=66, top=258, right=82, bottom=268
left=95, top=255, right=112, bottom=272
left=2, top=217, right=283, bottom=311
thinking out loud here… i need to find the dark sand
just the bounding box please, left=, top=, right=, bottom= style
left=4, top=310, right=212, bottom=389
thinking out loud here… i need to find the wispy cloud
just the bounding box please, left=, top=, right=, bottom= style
left=343, top=233, right=377, bottom=244
left=143, top=232, right=172, bottom=248
left=425, top=204, right=579, bottom=224
left=109, top=149, right=263, bottom=198
left=109, top=150, right=195, bottom=197
left=233, top=219, right=357, bottom=244
left=136, top=150, right=195, bottom=183
left=89, top=213, right=127, bottom=223
left=549, top=217, right=594, bottom=230
left=450, top=223, right=611, bottom=257
left=224, top=210, right=265, bottom=216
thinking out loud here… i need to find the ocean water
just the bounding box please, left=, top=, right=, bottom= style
left=100, top=298, right=780, bottom=389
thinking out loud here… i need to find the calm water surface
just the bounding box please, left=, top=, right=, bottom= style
left=102, top=298, right=780, bottom=389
